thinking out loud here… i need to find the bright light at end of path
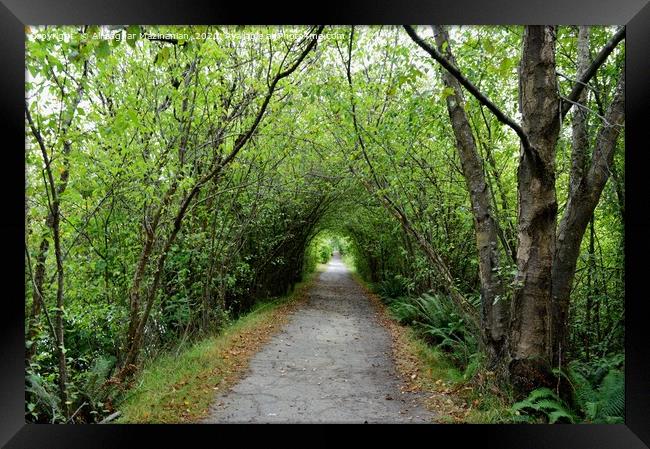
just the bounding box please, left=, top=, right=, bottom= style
left=327, top=252, right=348, bottom=273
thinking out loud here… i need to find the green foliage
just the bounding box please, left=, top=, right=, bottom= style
left=389, top=293, right=477, bottom=369
left=593, top=370, right=625, bottom=422
left=24, top=24, right=624, bottom=424
left=26, top=372, right=62, bottom=423
left=77, top=355, right=119, bottom=419
left=512, top=359, right=625, bottom=424
left=375, top=274, right=413, bottom=300
left=511, top=388, right=577, bottom=423
left=569, top=360, right=624, bottom=423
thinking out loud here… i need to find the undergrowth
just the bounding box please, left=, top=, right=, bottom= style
left=112, top=271, right=318, bottom=423
left=366, top=277, right=624, bottom=424
left=511, top=356, right=624, bottom=424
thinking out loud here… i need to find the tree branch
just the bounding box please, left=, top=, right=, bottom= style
left=403, top=25, right=532, bottom=153
left=221, top=25, right=324, bottom=169
left=561, top=26, right=625, bottom=119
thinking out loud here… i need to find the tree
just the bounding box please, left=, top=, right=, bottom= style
left=404, top=24, right=624, bottom=393
left=430, top=25, right=509, bottom=371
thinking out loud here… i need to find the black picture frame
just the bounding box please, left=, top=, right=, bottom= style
left=2, top=0, right=648, bottom=447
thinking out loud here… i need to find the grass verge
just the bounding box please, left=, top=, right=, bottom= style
left=115, top=270, right=320, bottom=423
left=350, top=271, right=514, bottom=423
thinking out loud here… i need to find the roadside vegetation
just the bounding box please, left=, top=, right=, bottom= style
left=116, top=270, right=319, bottom=423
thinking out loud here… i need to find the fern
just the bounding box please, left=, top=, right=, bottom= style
left=388, top=299, right=420, bottom=324
left=535, top=398, right=569, bottom=412
left=26, top=373, right=62, bottom=422
left=569, top=365, right=597, bottom=411
left=594, top=370, right=624, bottom=421
left=511, top=388, right=576, bottom=423
left=570, top=364, right=624, bottom=423
left=388, top=293, right=477, bottom=369
left=548, top=409, right=575, bottom=424
left=375, top=275, right=411, bottom=300
left=82, top=355, right=116, bottom=401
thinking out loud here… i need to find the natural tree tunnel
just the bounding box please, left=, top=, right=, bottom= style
left=25, top=25, right=625, bottom=424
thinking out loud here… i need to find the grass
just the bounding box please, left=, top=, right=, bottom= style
left=350, top=270, right=514, bottom=423
left=115, top=269, right=320, bottom=423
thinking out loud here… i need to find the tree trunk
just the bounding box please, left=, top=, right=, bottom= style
left=124, top=180, right=178, bottom=367
left=26, top=102, right=80, bottom=418
left=482, top=139, right=517, bottom=263
left=550, top=69, right=625, bottom=367
left=568, top=27, right=591, bottom=201
left=52, top=198, right=69, bottom=418
left=121, top=183, right=203, bottom=373
left=508, top=26, right=561, bottom=393
left=25, top=237, right=49, bottom=365
left=24, top=63, right=86, bottom=374
left=585, top=216, right=596, bottom=362
left=432, top=25, right=508, bottom=370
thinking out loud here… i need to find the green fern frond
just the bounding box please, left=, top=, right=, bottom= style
left=570, top=365, right=598, bottom=410
left=585, top=401, right=600, bottom=420
left=511, top=387, right=576, bottom=423
left=534, top=398, right=568, bottom=412
left=511, top=400, right=533, bottom=412
left=526, top=387, right=557, bottom=402
left=548, top=409, right=575, bottom=424
left=595, top=370, right=624, bottom=420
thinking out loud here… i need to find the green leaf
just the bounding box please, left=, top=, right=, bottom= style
left=528, top=388, right=557, bottom=401
left=95, top=40, right=111, bottom=59
left=126, top=25, right=141, bottom=48
left=111, top=32, right=122, bottom=47
left=548, top=409, right=575, bottom=424
left=441, top=86, right=455, bottom=101
left=87, top=25, right=100, bottom=38
left=154, top=46, right=171, bottom=65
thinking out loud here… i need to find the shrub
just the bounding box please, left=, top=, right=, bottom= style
left=511, top=388, right=576, bottom=423
left=388, top=293, right=477, bottom=368
left=375, top=274, right=413, bottom=300
left=569, top=363, right=624, bottom=423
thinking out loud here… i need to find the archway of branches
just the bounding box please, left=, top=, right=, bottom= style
left=25, top=25, right=625, bottom=423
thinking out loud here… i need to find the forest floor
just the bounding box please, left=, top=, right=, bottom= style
left=204, top=254, right=441, bottom=423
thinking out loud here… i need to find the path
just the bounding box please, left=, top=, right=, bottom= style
left=203, top=253, right=434, bottom=423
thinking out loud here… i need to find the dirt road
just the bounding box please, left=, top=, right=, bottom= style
left=203, top=254, right=433, bottom=423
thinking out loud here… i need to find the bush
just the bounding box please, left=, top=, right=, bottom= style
left=375, top=274, right=413, bottom=300
left=511, top=388, right=576, bottom=423
left=388, top=293, right=477, bottom=368
left=512, top=360, right=625, bottom=424
left=569, top=360, right=624, bottom=423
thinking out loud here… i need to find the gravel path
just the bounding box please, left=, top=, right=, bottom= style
left=203, top=254, right=434, bottom=423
